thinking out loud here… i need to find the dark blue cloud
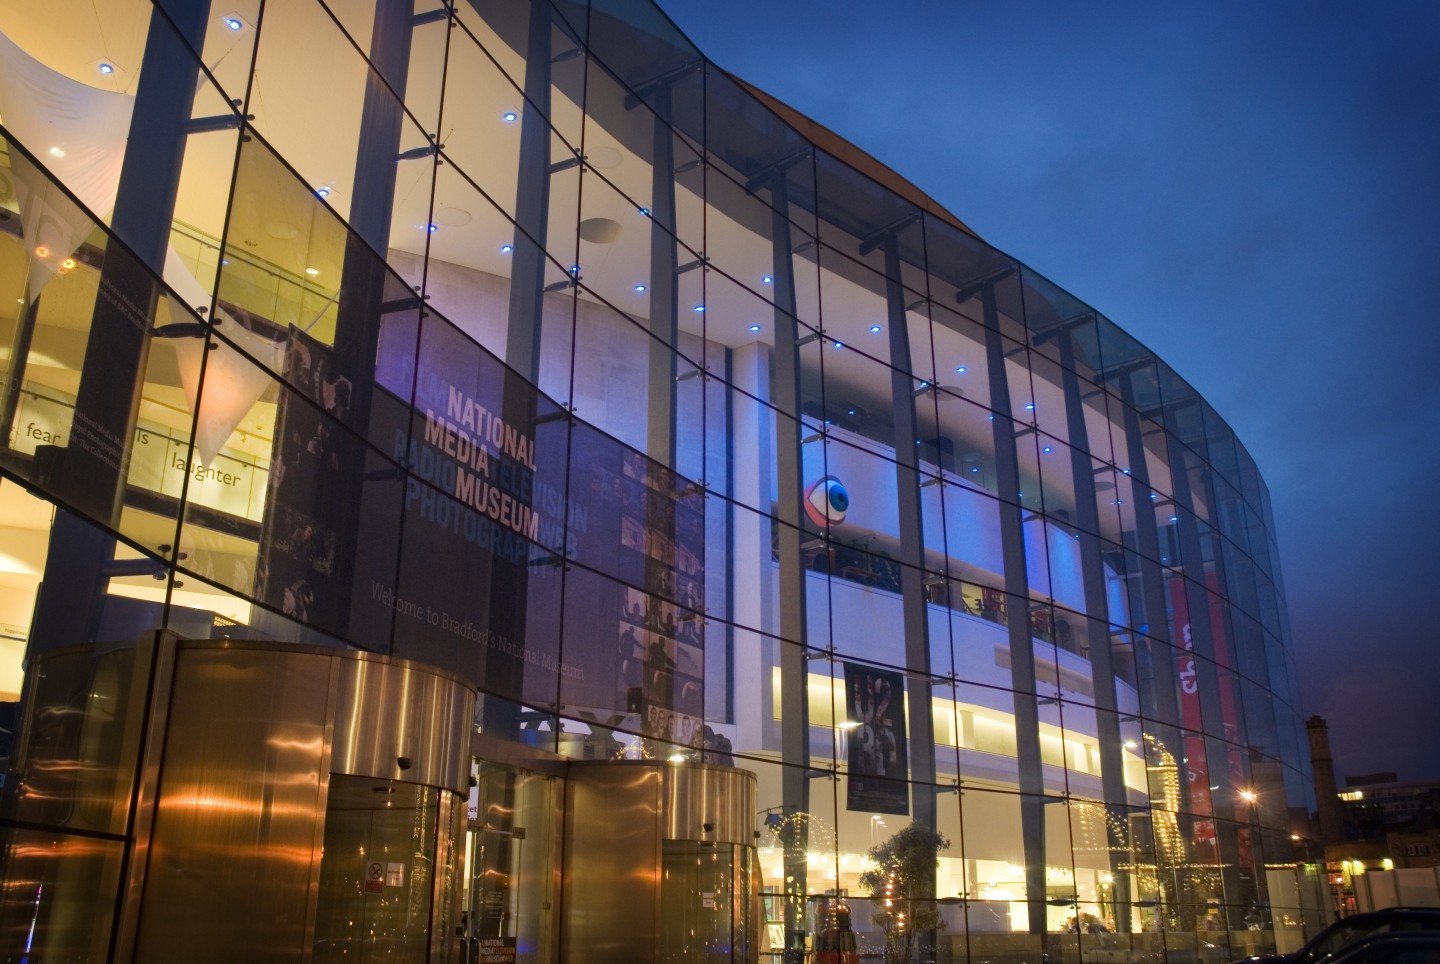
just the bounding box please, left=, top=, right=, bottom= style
left=666, top=0, right=1440, bottom=780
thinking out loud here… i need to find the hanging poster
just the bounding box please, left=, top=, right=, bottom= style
left=844, top=662, right=909, bottom=815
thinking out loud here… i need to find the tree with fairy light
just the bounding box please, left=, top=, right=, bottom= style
left=858, top=822, right=950, bottom=964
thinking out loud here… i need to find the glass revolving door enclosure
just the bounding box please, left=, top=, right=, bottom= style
left=0, top=637, right=475, bottom=963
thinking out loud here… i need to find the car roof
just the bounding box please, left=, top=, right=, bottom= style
left=1328, top=930, right=1440, bottom=963
left=1338, top=908, right=1440, bottom=922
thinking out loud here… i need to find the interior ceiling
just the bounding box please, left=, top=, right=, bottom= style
left=0, top=0, right=1180, bottom=546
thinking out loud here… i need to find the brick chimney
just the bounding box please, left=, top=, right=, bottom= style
left=1307, top=715, right=1347, bottom=845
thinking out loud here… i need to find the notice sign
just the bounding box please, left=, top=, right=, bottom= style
left=475, top=937, right=516, bottom=963
left=364, top=861, right=384, bottom=894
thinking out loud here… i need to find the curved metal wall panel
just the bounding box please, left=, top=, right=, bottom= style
left=563, top=762, right=758, bottom=963
left=331, top=651, right=475, bottom=795
left=133, top=643, right=337, bottom=963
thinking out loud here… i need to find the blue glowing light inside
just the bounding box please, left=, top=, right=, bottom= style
left=1025, top=403, right=1035, bottom=411
left=955, top=365, right=967, bottom=373
left=634, top=283, right=647, bottom=292
left=761, top=275, right=773, bottom=285
left=316, top=186, right=330, bottom=198
left=971, top=467, right=979, bottom=473
left=427, top=224, right=438, bottom=233
left=98, top=63, right=115, bottom=75
left=749, top=324, right=761, bottom=332
left=502, top=111, right=518, bottom=122
left=638, top=207, right=650, bottom=216
left=500, top=244, right=513, bottom=254
left=870, top=325, right=882, bottom=333
left=570, top=265, right=580, bottom=274
left=1170, top=516, right=1179, bottom=523
left=833, top=341, right=843, bottom=349
left=224, top=17, right=243, bottom=30
left=1043, top=446, right=1052, bottom=453
left=693, top=304, right=705, bottom=313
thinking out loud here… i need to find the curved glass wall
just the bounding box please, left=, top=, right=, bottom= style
left=0, top=0, right=1319, bottom=960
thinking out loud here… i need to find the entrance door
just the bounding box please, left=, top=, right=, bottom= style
left=659, top=841, right=752, bottom=963
left=312, top=774, right=446, bottom=963
left=463, top=764, right=561, bottom=963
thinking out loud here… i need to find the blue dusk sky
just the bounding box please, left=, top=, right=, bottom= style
left=662, top=0, right=1440, bottom=783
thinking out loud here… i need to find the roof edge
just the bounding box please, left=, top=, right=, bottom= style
left=725, top=70, right=982, bottom=242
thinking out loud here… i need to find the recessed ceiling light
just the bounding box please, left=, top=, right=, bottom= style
left=749, top=324, right=760, bottom=332
left=224, top=16, right=243, bottom=30
left=500, top=244, right=513, bottom=253
left=634, top=283, right=647, bottom=292
left=316, top=186, right=330, bottom=198
left=832, top=340, right=843, bottom=349
left=693, top=304, right=704, bottom=312
left=638, top=207, right=650, bottom=216
left=427, top=223, right=438, bottom=233
left=1043, top=446, right=1052, bottom=453
left=761, top=275, right=773, bottom=285
left=305, top=267, right=319, bottom=276
left=48, top=147, right=65, bottom=158
left=869, top=325, right=881, bottom=333
left=97, top=63, right=114, bottom=75
left=502, top=111, right=518, bottom=122
left=1025, top=403, right=1035, bottom=410
left=955, top=365, right=967, bottom=373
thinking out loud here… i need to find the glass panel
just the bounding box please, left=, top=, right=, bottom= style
left=660, top=840, right=741, bottom=962
left=313, top=774, right=440, bottom=964
left=0, top=826, right=126, bottom=960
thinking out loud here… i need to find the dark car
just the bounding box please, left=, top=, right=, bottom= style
left=1328, top=931, right=1440, bottom=963
left=1234, top=908, right=1440, bottom=964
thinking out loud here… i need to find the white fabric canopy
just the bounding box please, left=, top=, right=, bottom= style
left=164, top=247, right=282, bottom=467
left=0, top=28, right=133, bottom=297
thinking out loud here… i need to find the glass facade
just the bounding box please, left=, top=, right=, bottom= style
left=0, top=0, right=1322, bottom=961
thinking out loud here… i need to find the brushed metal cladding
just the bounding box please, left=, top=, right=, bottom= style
left=563, top=764, right=661, bottom=963
left=562, top=762, right=757, bottom=964
left=132, top=645, right=335, bottom=964
left=663, top=763, right=757, bottom=845
left=331, top=651, right=474, bottom=793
